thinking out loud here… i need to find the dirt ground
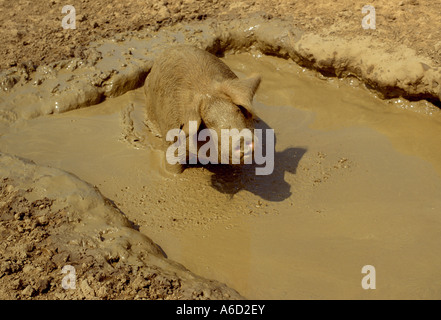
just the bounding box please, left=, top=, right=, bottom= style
left=1, top=0, right=440, bottom=71
left=0, top=179, right=176, bottom=300
left=0, top=153, right=243, bottom=300
left=1, top=0, right=441, bottom=301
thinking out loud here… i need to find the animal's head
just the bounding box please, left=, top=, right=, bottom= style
left=181, top=74, right=261, bottom=164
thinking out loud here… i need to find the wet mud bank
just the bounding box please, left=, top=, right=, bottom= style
left=1, top=17, right=441, bottom=300
left=0, top=153, right=243, bottom=299
left=1, top=16, right=441, bottom=122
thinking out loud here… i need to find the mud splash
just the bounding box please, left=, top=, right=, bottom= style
left=1, top=18, right=441, bottom=299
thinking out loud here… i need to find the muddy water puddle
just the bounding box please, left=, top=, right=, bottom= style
left=1, top=53, right=441, bottom=299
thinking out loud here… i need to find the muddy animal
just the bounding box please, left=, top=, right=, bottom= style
left=144, top=45, right=261, bottom=173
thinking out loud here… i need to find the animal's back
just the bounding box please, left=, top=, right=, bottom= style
left=155, top=46, right=237, bottom=91
left=144, top=46, right=237, bottom=136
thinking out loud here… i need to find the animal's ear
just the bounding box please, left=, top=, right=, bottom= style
left=216, top=74, right=261, bottom=113
left=179, top=94, right=204, bottom=138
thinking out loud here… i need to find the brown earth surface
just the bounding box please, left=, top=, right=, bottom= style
left=1, top=0, right=440, bottom=72
left=0, top=153, right=243, bottom=300
left=1, top=0, right=441, bottom=301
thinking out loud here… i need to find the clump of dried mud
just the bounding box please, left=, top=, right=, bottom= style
left=0, top=153, right=242, bottom=300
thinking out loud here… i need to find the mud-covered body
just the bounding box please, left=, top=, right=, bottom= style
left=144, top=45, right=261, bottom=172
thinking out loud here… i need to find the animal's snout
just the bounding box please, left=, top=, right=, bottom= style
left=232, top=135, right=256, bottom=162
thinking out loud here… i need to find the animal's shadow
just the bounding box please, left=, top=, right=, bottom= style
left=198, top=118, right=307, bottom=202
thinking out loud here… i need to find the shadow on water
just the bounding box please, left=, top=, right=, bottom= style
left=202, top=118, right=307, bottom=202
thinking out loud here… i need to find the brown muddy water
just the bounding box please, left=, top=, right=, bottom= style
left=1, top=52, right=441, bottom=299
